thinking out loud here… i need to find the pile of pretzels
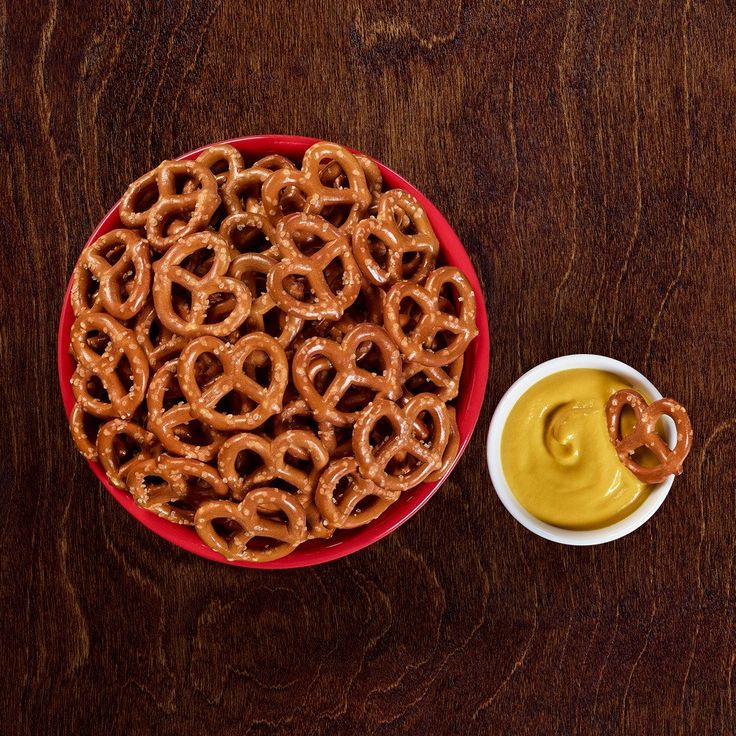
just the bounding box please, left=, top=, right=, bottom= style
left=67, top=140, right=479, bottom=562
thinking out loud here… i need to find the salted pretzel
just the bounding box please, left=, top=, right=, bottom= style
left=193, top=143, right=245, bottom=187
left=426, top=407, right=460, bottom=482
left=315, top=457, right=400, bottom=530
left=353, top=393, right=451, bottom=491
left=217, top=429, right=329, bottom=501
left=606, top=390, right=693, bottom=484
left=152, top=230, right=252, bottom=337
left=68, top=403, right=100, bottom=461
left=261, top=141, right=371, bottom=231
left=177, top=332, right=288, bottom=431
left=267, top=213, right=362, bottom=320
left=120, top=159, right=220, bottom=252
left=353, top=190, right=439, bottom=287
left=72, top=229, right=152, bottom=320
left=194, top=488, right=308, bottom=562
left=384, top=266, right=478, bottom=367
left=228, top=252, right=303, bottom=350
left=219, top=210, right=280, bottom=259
left=253, top=154, right=298, bottom=172
left=273, top=398, right=352, bottom=460
left=96, top=419, right=161, bottom=489
left=402, top=356, right=463, bottom=403
left=70, top=313, right=150, bottom=419
left=292, top=323, right=403, bottom=427
left=127, top=454, right=229, bottom=525
left=134, top=304, right=190, bottom=370
left=146, top=360, right=226, bottom=462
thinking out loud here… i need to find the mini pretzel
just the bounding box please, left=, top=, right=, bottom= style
left=134, top=304, right=190, bottom=370
left=96, top=419, right=160, bottom=489
left=402, top=356, right=463, bottom=403
left=72, top=229, right=152, bottom=319
left=384, top=266, right=478, bottom=367
left=426, top=407, right=460, bottom=482
left=120, top=159, right=220, bottom=252
left=262, top=141, right=371, bottom=231
left=194, top=488, right=308, bottom=562
left=68, top=403, right=99, bottom=461
left=217, top=429, right=329, bottom=501
left=353, top=393, right=451, bottom=492
left=127, top=455, right=229, bottom=525
left=292, top=323, right=402, bottom=427
left=219, top=210, right=280, bottom=259
left=315, top=457, right=400, bottom=530
left=353, top=190, right=439, bottom=287
left=152, top=230, right=252, bottom=337
left=177, top=332, right=288, bottom=431
left=267, top=213, right=362, bottom=320
left=606, top=390, right=693, bottom=484
left=273, top=398, right=350, bottom=460
left=147, top=360, right=226, bottom=462
left=228, top=252, right=304, bottom=351
left=193, top=143, right=245, bottom=187
left=70, top=313, right=150, bottom=419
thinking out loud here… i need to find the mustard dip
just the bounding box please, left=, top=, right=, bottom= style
left=501, top=369, right=650, bottom=530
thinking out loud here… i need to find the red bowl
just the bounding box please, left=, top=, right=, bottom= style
left=57, top=135, right=490, bottom=569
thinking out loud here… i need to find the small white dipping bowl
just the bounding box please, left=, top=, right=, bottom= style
left=486, top=354, right=676, bottom=545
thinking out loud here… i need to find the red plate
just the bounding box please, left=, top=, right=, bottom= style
left=57, top=135, right=490, bottom=568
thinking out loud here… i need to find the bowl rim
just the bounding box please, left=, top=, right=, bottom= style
left=57, top=134, right=491, bottom=569
left=486, top=354, right=675, bottom=546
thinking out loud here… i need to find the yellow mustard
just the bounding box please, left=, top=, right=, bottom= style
left=501, top=369, right=650, bottom=530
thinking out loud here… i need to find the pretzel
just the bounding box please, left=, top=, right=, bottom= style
left=353, top=394, right=451, bottom=491
left=222, top=166, right=272, bottom=216
left=219, top=210, right=280, bottom=259
left=293, top=323, right=402, bottom=427
left=253, top=154, right=298, bottom=172
left=127, top=455, right=229, bottom=525
left=69, top=403, right=100, bottom=461
left=147, top=360, right=226, bottom=462
left=273, top=398, right=352, bottom=460
left=606, top=390, right=693, bottom=484
left=384, top=266, right=478, bottom=367
left=177, top=332, right=288, bottom=431
left=353, top=190, right=439, bottom=287
left=228, top=252, right=303, bottom=351
left=426, top=407, right=460, bottom=482
left=134, top=304, right=190, bottom=370
left=402, top=356, right=463, bottom=403
left=303, top=274, right=385, bottom=357
left=70, top=313, right=150, bottom=419
left=217, top=429, right=329, bottom=501
left=262, top=141, right=371, bottom=231
left=120, top=159, right=220, bottom=252
left=194, top=488, right=308, bottom=562
left=193, top=143, right=245, bottom=187
left=152, top=230, right=252, bottom=337
left=315, top=457, right=400, bottom=530
left=267, top=213, right=362, bottom=320
left=71, top=229, right=152, bottom=320
left=96, top=419, right=160, bottom=489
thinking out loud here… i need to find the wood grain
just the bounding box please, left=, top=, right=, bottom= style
left=1, top=1, right=734, bottom=733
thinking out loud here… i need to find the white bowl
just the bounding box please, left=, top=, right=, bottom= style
left=486, top=354, right=676, bottom=545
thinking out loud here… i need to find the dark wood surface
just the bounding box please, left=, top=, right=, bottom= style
left=2, top=1, right=734, bottom=734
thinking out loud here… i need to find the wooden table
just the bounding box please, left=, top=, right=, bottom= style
left=3, top=1, right=734, bottom=733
